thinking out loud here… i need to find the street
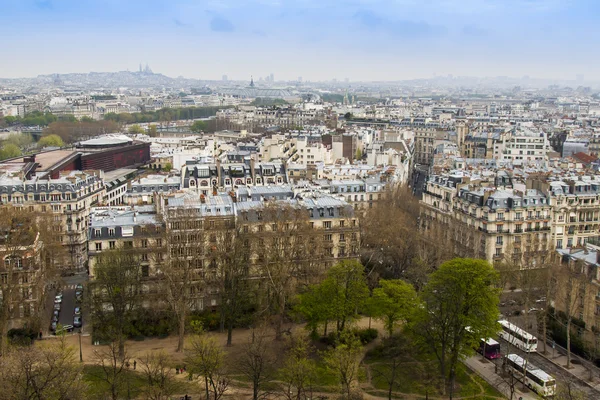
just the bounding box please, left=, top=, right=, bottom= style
left=44, top=272, right=88, bottom=336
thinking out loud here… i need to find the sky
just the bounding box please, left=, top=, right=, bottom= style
left=0, top=0, right=599, bottom=81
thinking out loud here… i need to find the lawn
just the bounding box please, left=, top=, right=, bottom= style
left=83, top=365, right=197, bottom=399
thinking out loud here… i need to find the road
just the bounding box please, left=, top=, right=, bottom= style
left=498, top=337, right=600, bottom=398
left=44, top=272, right=88, bottom=335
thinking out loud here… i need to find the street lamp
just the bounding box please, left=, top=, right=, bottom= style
left=79, top=329, right=83, bottom=362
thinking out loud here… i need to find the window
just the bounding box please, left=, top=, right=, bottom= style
left=324, top=234, right=332, bottom=242
left=124, top=241, right=133, bottom=249
left=141, top=265, right=149, bottom=277
left=95, top=243, right=102, bottom=251
left=243, top=225, right=249, bottom=233
left=108, top=228, right=115, bottom=237
left=141, top=239, right=148, bottom=248
left=109, top=241, right=115, bottom=249
left=339, top=233, right=345, bottom=242
left=156, top=238, right=162, bottom=247
left=323, top=221, right=332, bottom=229
left=94, top=229, right=101, bottom=237
left=141, top=253, right=149, bottom=261
left=339, top=220, right=345, bottom=228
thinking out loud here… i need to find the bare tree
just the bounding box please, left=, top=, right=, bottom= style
left=90, top=341, right=131, bottom=400
left=553, top=258, right=589, bottom=369
left=213, top=224, right=251, bottom=346
left=236, top=325, right=278, bottom=400
left=88, top=248, right=142, bottom=358
left=253, top=203, right=324, bottom=340
left=160, top=207, right=207, bottom=352
left=0, top=339, right=87, bottom=400
left=139, top=351, right=179, bottom=400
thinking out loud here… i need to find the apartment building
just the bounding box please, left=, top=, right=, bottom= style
left=529, top=175, right=600, bottom=250
left=497, top=128, right=550, bottom=162
left=0, top=170, right=105, bottom=271
left=421, top=174, right=552, bottom=264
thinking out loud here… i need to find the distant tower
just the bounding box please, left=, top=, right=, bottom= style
left=343, top=91, right=349, bottom=105
left=249, top=76, right=255, bottom=88
left=139, top=63, right=142, bottom=73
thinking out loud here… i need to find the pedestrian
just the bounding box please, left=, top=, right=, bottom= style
left=38, top=330, right=42, bottom=340
left=133, top=360, right=136, bottom=370
left=176, top=367, right=180, bottom=374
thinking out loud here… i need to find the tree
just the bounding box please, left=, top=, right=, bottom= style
left=253, top=204, right=325, bottom=339
left=213, top=225, right=252, bottom=346
left=139, top=351, right=179, bottom=400
left=237, top=325, right=277, bottom=400
left=325, top=260, right=369, bottom=333
left=369, top=334, right=414, bottom=400
left=190, top=120, right=207, bottom=133
left=354, top=147, right=362, bottom=161
left=411, top=258, right=500, bottom=398
left=278, top=335, right=317, bottom=400
left=38, top=134, right=65, bottom=148
left=128, top=124, right=145, bottom=134
left=553, top=259, right=589, bottom=369
left=322, top=330, right=362, bottom=399
left=0, top=339, right=87, bottom=400
left=0, top=143, right=21, bottom=160
left=148, top=125, right=158, bottom=137
left=294, top=283, right=334, bottom=338
left=160, top=207, right=208, bottom=352
left=185, top=331, right=229, bottom=400
left=90, top=341, right=131, bottom=400
left=88, top=248, right=143, bottom=358
left=163, top=163, right=172, bottom=172
left=369, top=279, right=417, bottom=337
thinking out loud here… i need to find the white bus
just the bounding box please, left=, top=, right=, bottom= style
left=498, top=320, right=538, bottom=352
left=505, top=354, right=556, bottom=397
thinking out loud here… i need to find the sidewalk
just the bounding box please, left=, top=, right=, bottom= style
left=537, top=341, right=600, bottom=391
left=464, top=356, right=539, bottom=400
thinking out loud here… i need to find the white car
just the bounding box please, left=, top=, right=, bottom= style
left=54, top=294, right=63, bottom=304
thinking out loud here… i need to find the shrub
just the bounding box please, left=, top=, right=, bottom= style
left=7, top=328, right=36, bottom=345
left=354, top=328, right=378, bottom=345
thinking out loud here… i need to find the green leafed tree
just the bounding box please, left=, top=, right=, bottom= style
left=127, top=124, right=145, bottom=134
left=369, top=279, right=417, bottom=337
left=322, top=330, right=363, bottom=399
left=411, top=258, right=500, bottom=398
left=325, top=260, right=370, bottom=333
left=0, top=143, right=22, bottom=160
left=294, top=283, right=335, bottom=338
left=190, top=120, right=207, bottom=133
left=38, top=134, right=65, bottom=148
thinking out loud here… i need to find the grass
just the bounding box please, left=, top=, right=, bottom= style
left=83, top=365, right=197, bottom=399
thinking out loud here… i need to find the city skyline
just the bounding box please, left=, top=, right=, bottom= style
left=1, top=0, right=599, bottom=81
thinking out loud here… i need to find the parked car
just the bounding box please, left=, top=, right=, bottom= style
left=51, top=315, right=59, bottom=323
left=73, top=316, right=82, bottom=328
left=75, top=290, right=83, bottom=302
left=55, top=324, right=74, bottom=334
left=74, top=307, right=81, bottom=315
left=54, top=295, right=62, bottom=304
left=53, top=310, right=59, bottom=318
left=75, top=284, right=84, bottom=292
left=50, top=321, right=58, bottom=332
left=53, top=303, right=61, bottom=311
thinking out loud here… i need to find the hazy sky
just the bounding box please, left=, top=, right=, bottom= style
left=1, top=0, right=598, bottom=81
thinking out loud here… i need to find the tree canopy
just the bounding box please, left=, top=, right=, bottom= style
left=411, top=258, right=500, bottom=397
left=369, top=279, right=417, bottom=336
left=38, top=134, right=65, bottom=148
left=190, top=120, right=207, bottom=133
